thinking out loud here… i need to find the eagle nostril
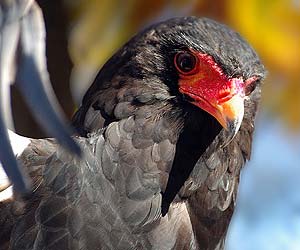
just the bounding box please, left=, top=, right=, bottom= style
left=218, top=91, right=232, bottom=103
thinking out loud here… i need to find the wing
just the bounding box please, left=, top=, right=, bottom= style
left=0, top=136, right=57, bottom=249
left=2, top=112, right=196, bottom=250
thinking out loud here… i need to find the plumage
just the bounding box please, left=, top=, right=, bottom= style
left=0, top=17, right=265, bottom=250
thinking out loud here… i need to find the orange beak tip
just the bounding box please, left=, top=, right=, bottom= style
left=214, top=95, right=245, bottom=146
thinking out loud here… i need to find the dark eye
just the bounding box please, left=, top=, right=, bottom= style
left=245, top=82, right=256, bottom=96
left=174, top=51, right=197, bottom=74
left=244, top=77, right=259, bottom=96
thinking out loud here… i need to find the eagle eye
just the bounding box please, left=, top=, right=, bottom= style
left=244, top=76, right=259, bottom=96
left=174, top=51, right=197, bottom=74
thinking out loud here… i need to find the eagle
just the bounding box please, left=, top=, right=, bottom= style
left=0, top=16, right=265, bottom=250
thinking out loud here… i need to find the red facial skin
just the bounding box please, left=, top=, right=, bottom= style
left=175, top=50, right=258, bottom=129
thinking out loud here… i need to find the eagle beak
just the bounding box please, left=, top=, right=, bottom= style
left=213, top=94, right=244, bottom=146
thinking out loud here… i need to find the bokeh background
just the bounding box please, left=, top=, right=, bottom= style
left=11, top=1, right=300, bottom=249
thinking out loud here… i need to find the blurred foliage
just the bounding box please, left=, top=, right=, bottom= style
left=64, top=0, right=226, bottom=103
left=64, top=0, right=300, bottom=129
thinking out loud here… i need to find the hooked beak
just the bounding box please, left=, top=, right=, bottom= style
left=212, top=94, right=245, bottom=146
left=180, top=87, right=245, bottom=146
left=176, top=51, right=255, bottom=147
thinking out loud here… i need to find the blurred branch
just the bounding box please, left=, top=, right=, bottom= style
left=12, top=0, right=75, bottom=138
left=0, top=0, right=80, bottom=193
